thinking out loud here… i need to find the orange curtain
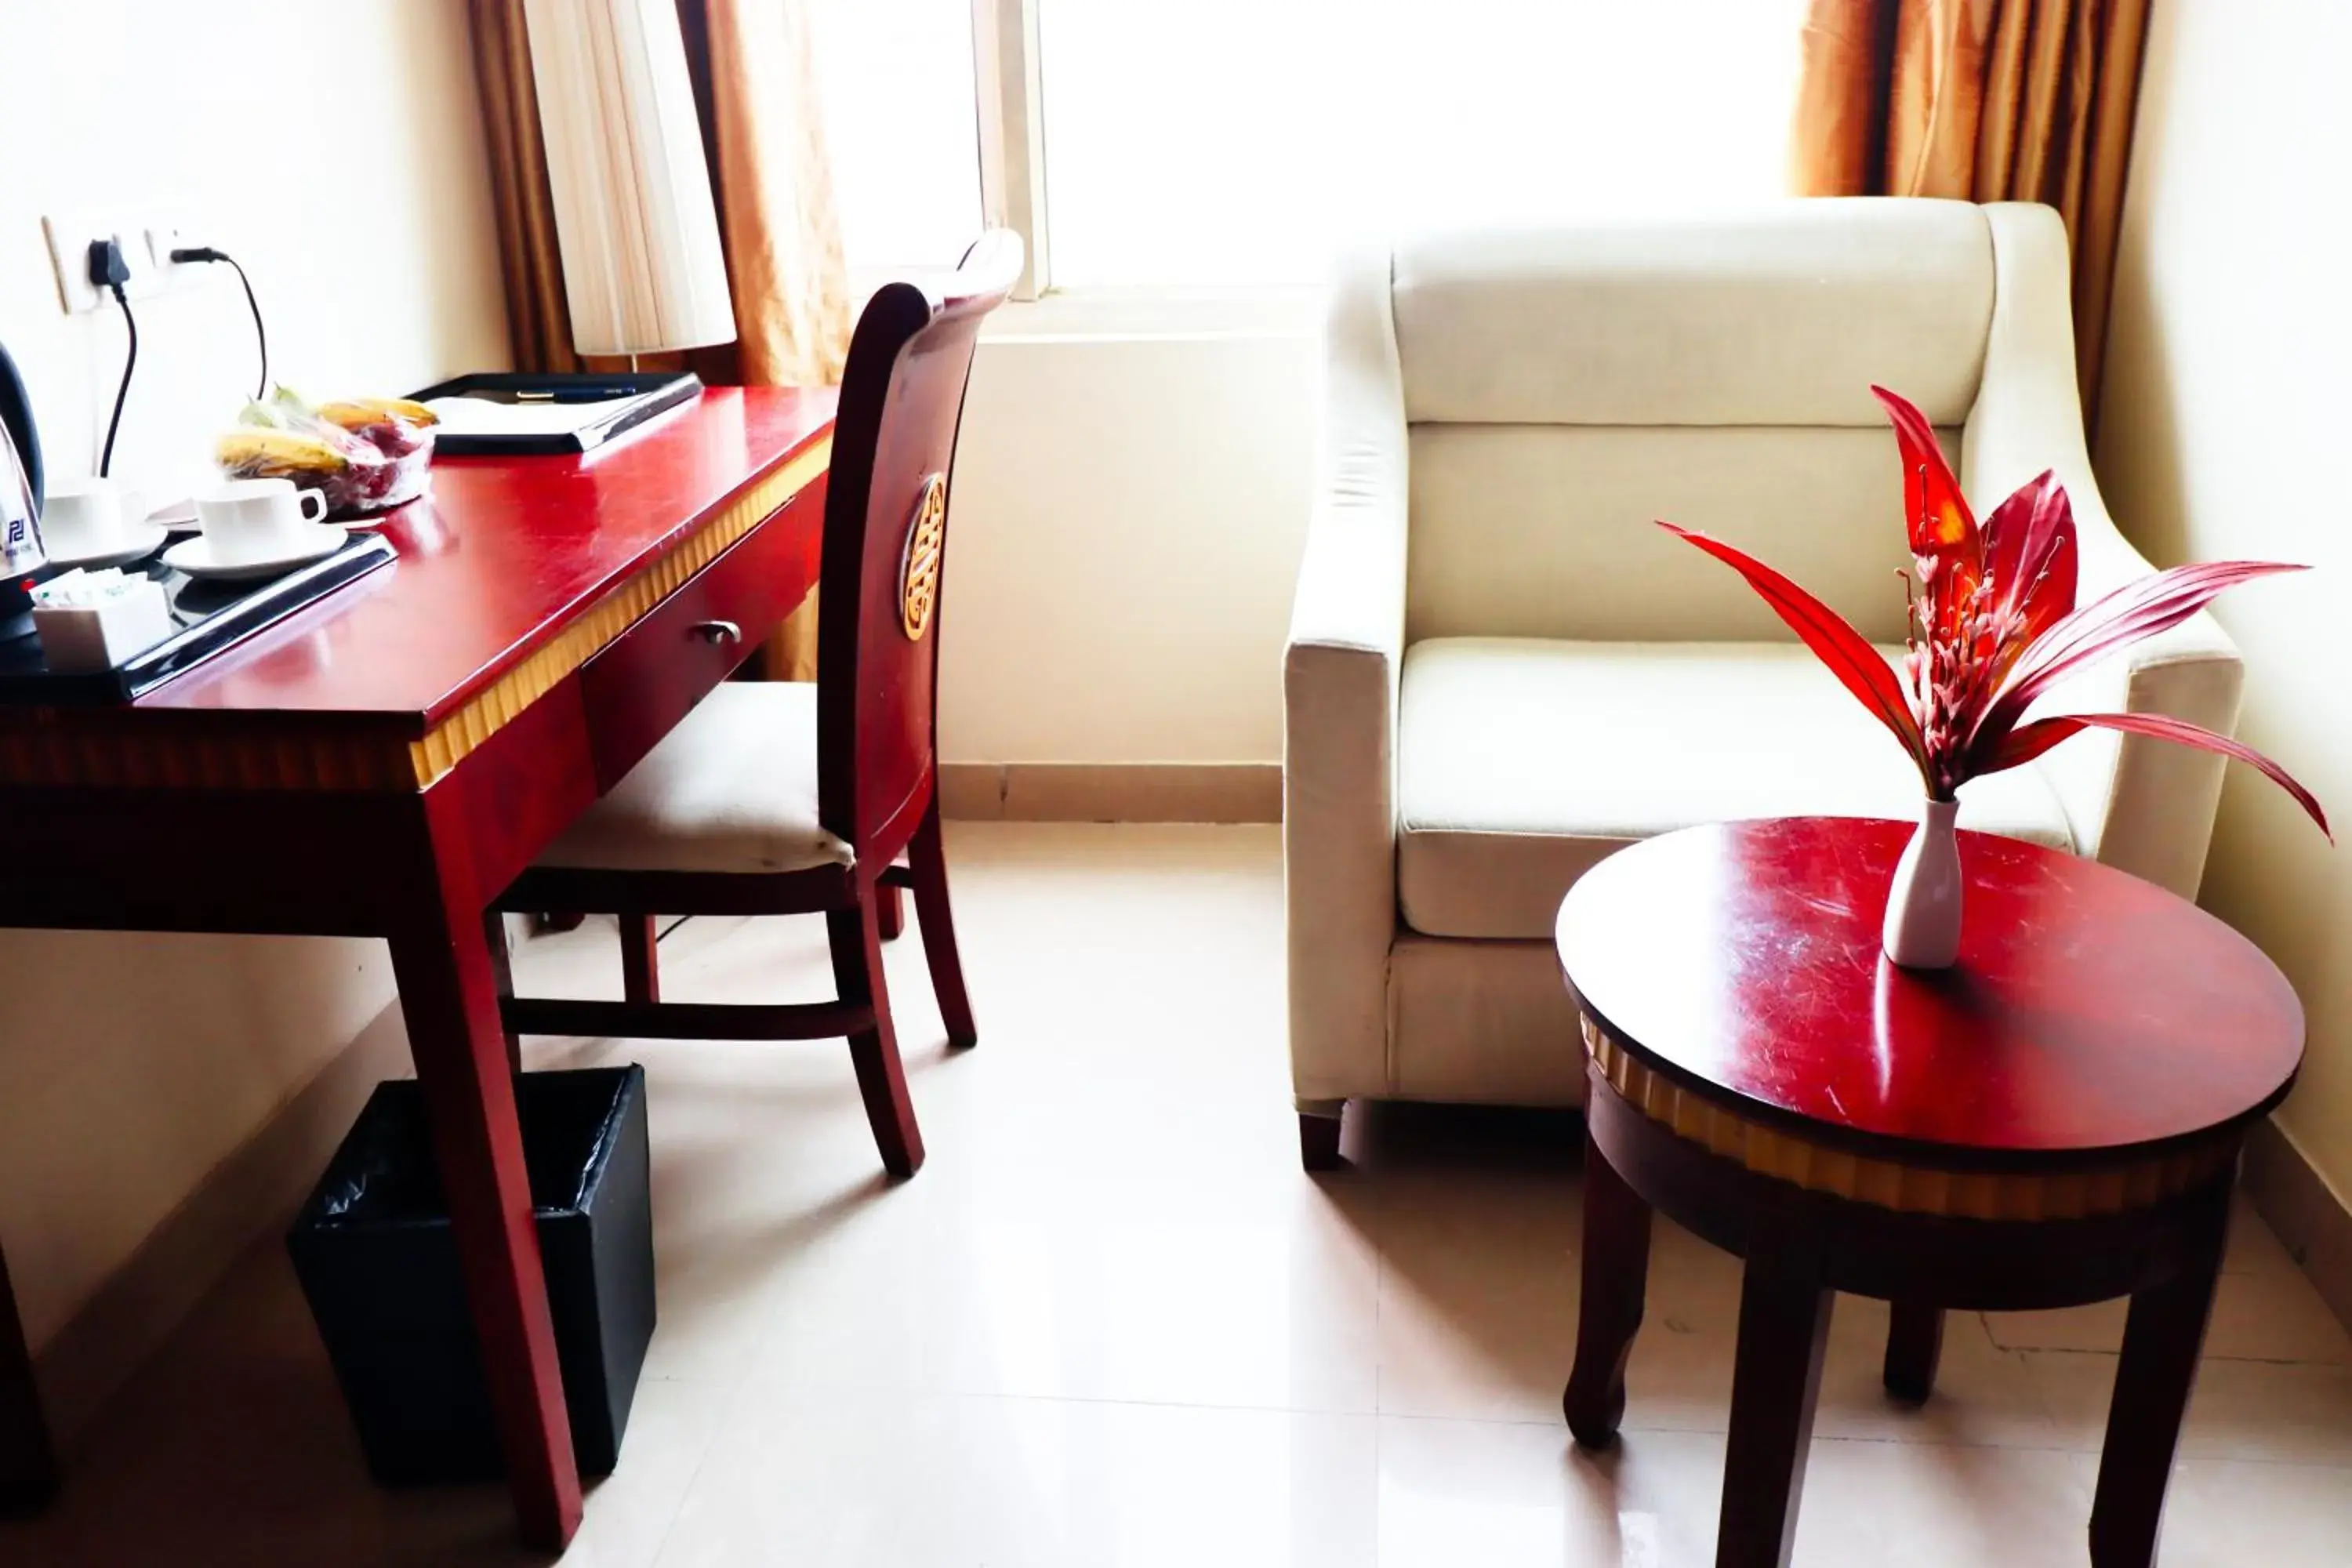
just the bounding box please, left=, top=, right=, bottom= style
left=466, top=0, right=582, bottom=376
left=1788, top=0, right=2154, bottom=421
left=466, top=0, right=854, bottom=678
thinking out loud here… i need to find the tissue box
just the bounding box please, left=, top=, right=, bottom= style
left=32, top=576, right=174, bottom=673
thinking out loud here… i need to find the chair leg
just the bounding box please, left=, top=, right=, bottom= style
left=483, top=909, right=522, bottom=1076
left=619, top=914, right=662, bottom=1004
left=875, top=882, right=906, bottom=941
left=906, top=794, right=978, bottom=1050
left=828, top=891, right=925, bottom=1178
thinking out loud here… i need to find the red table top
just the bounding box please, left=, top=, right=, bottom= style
left=132, top=386, right=837, bottom=731
left=1556, top=817, right=2303, bottom=1163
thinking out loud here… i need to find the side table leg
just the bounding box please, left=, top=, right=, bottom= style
left=2089, top=1184, right=2230, bottom=1568
left=1717, top=1214, right=1833, bottom=1568
left=1564, top=1131, right=1653, bottom=1448
left=0, top=1239, right=58, bottom=1516
left=389, top=815, right=583, bottom=1551
left=1882, top=1300, right=1944, bottom=1405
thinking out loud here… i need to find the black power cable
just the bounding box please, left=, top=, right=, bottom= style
left=85, top=240, right=138, bottom=479
left=169, top=246, right=268, bottom=401
left=99, top=282, right=138, bottom=477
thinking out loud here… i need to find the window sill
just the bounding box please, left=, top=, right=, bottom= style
left=980, top=286, right=1321, bottom=344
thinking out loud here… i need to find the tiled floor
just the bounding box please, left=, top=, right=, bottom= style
left=7, top=824, right=2351, bottom=1566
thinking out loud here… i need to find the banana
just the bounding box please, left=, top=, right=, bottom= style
left=216, top=429, right=349, bottom=476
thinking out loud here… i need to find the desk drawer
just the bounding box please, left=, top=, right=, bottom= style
left=580, top=479, right=825, bottom=792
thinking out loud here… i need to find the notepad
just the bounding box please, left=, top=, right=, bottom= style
left=423, top=396, right=642, bottom=438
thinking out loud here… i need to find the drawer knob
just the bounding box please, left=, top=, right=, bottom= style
left=691, top=619, right=742, bottom=644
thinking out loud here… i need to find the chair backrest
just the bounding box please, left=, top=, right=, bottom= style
left=817, top=230, right=1022, bottom=860
left=1392, top=199, right=1998, bottom=644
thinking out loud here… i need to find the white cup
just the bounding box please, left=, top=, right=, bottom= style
left=42, top=477, right=145, bottom=559
left=194, top=477, right=328, bottom=565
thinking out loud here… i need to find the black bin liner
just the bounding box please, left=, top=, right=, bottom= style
left=289, top=1066, right=655, bottom=1486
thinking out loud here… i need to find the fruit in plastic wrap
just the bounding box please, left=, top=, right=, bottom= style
left=318, top=398, right=437, bottom=459
left=218, top=386, right=434, bottom=518
left=216, top=427, right=347, bottom=481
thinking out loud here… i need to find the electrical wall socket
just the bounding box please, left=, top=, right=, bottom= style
left=42, top=212, right=156, bottom=314
left=145, top=212, right=209, bottom=278
left=42, top=209, right=217, bottom=314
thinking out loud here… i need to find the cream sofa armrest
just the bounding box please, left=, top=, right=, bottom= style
left=1284, top=246, right=1410, bottom=1105
left=1963, top=203, right=2242, bottom=898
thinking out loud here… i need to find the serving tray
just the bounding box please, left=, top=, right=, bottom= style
left=0, top=532, right=397, bottom=705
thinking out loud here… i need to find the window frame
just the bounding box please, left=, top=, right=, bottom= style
left=968, top=0, right=1048, bottom=300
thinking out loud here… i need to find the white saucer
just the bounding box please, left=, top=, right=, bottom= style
left=45, top=523, right=170, bottom=570
left=162, top=524, right=347, bottom=582
left=148, top=499, right=200, bottom=533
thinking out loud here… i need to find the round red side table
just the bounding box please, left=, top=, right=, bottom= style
left=1555, top=817, right=2303, bottom=1568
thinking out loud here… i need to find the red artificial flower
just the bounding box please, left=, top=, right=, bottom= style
left=1658, top=386, right=2328, bottom=839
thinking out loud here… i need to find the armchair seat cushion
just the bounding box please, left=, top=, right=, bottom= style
left=536, top=683, right=853, bottom=876
left=1396, top=637, right=2074, bottom=939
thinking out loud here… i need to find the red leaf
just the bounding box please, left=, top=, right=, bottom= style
left=1980, top=561, right=2308, bottom=736
left=1871, top=386, right=1974, bottom=559
left=1871, top=385, right=1980, bottom=641
left=1657, top=521, right=1927, bottom=779
left=1987, top=711, right=2330, bottom=841
left=1978, top=470, right=2076, bottom=651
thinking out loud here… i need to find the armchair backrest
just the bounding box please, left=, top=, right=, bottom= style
left=1385, top=199, right=1999, bottom=644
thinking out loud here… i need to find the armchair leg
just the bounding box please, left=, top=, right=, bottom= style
left=1298, top=1105, right=1345, bottom=1171
left=875, top=882, right=906, bottom=942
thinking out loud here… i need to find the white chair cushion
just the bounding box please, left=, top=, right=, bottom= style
left=1396, top=637, right=2074, bottom=940
left=535, top=682, right=853, bottom=876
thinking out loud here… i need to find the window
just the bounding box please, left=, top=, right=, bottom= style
left=816, top=0, right=1812, bottom=294
left=808, top=0, right=986, bottom=284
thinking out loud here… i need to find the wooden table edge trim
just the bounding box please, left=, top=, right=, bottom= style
left=1584, top=1018, right=2239, bottom=1221
left=0, top=436, right=831, bottom=797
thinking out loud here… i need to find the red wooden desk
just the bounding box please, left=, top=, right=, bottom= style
left=0, top=387, right=834, bottom=1549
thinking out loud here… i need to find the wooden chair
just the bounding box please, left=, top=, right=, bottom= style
left=491, top=232, right=1022, bottom=1179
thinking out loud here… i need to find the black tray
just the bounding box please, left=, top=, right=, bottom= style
left=0, top=532, right=397, bottom=705
left=410, top=372, right=702, bottom=456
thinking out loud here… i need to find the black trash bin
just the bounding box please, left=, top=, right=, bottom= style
left=289, top=1065, right=655, bottom=1486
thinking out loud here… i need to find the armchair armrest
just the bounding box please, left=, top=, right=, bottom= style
left=1284, top=247, right=1410, bottom=1105
left=1965, top=205, right=2242, bottom=898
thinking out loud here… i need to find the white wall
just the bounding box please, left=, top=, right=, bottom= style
left=2094, top=0, right=2352, bottom=1202
left=0, top=0, right=506, bottom=1349
left=942, top=308, right=1319, bottom=764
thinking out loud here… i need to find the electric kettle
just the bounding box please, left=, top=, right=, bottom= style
left=0, top=334, right=49, bottom=642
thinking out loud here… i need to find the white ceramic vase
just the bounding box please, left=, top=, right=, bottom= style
left=1882, top=797, right=1963, bottom=970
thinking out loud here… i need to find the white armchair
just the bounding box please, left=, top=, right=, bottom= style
left=1283, top=200, right=2245, bottom=1165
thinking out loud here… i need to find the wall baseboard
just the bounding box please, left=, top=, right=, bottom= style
left=940, top=762, right=1281, bottom=823
left=2242, top=1116, right=2352, bottom=1337
left=34, top=999, right=412, bottom=1450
